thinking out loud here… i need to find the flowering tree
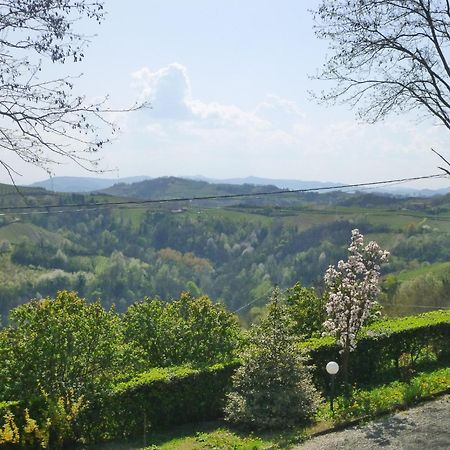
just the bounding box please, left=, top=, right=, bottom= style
left=323, top=229, right=389, bottom=383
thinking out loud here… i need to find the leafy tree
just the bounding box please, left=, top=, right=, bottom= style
left=225, top=289, right=320, bottom=429
left=323, top=229, right=389, bottom=383
left=391, top=271, right=450, bottom=315
left=285, top=282, right=326, bottom=339
left=0, top=291, right=123, bottom=446
left=123, top=292, right=242, bottom=368
left=0, top=291, right=122, bottom=402
left=122, top=297, right=167, bottom=369
left=313, top=0, right=450, bottom=131
left=93, top=251, right=151, bottom=309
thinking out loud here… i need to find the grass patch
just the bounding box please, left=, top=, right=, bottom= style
left=145, top=424, right=294, bottom=450
left=396, top=261, right=450, bottom=282
left=0, top=222, right=67, bottom=245
left=319, top=366, right=450, bottom=424
left=84, top=422, right=306, bottom=450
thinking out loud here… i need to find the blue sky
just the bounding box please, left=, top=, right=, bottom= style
left=6, top=0, right=450, bottom=188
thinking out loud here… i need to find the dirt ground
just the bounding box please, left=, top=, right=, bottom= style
left=295, top=395, right=450, bottom=449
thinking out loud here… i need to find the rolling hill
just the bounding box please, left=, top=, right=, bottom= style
left=0, top=179, right=450, bottom=320
left=97, top=176, right=284, bottom=200
left=28, top=174, right=450, bottom=197
left=29, top=176, right=151, bottom=192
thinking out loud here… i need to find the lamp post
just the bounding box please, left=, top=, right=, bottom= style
left=326, top=361, right=339, bottom=413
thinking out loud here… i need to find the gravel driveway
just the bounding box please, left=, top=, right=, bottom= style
left=295, top=395, right=450, bottom=449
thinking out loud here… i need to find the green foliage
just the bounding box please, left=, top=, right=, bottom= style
left=301, top=310, right=450, bottom=391
left=2, top=185, right=419, bottom=318
left=105, top=362, right=239, bottom=438
left=392, top=232, right=450, bottom=263
left=0, top=292, right=448, bottom=445
left=323, top=366, right=450, bottom=423
left=0, top=291, right=123, bottom=446
left=387, top=269, right=450, bottom=316
left=3, top=186, right=450, bottom=321
left=123, top=293, right=242, bottom=369
left=0, top=290, right=122, bottom=401
left=285, top=282, right=325, bottom=338
left=193, top=429, right=267, bottom=450
left=225, top=289, right=320, bottom=429
left=0, top=392, right=87, bottom=449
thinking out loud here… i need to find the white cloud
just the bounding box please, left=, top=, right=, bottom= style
left=255, top=94, right=304, bottom=129
left=132, top=63, right=192, bottom=119
left=131, top=63, right=266, bottom=129
left=105, top=63, right=450, bottom=186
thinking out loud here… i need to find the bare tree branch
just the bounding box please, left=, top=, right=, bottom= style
left=431, top=147, right=450, bottom=174
left=312, top=0, right=450, bottom=130
left=0, top=1, right=145, bottom=181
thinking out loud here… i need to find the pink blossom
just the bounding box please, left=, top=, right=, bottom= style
left=323, top=229, right=389, bottom=352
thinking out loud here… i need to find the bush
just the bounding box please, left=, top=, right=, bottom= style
left=225, top=290, right=320, bottom=429
left=103, top=362, right=239, bottom=439
left=0, top=394, right=85, bottom=449
left=0, top=291, right=123, bottom=447
left=301, top=310, right=450, bottom=392
left=123, top=293, right=242, bottom=369
left=285, top=282, right=325, bottom=339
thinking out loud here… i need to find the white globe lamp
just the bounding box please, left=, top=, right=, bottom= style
left=326, top=361, right=339, bottom=375
left=326, top=361, right=339, bottom=412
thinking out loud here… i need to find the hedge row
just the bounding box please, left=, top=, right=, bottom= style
left=101, top=310, right=450, bottom=438
left=301, top=310, right=450, bottom=391
left=102, top=362, right=240, bottom=439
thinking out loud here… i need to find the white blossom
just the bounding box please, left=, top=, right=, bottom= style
left=323, top=229, right=389, bottom=353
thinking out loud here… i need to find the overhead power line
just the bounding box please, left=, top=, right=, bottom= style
left=0, top=173, right=445, bottom=215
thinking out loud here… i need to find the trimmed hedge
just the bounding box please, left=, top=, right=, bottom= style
left=76, top=310, right=450, bottom=441
left=104, top=362, right=239, bottom=439
left=301, top=310, right=450, bottom=392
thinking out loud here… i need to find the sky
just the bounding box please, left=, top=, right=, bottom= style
left=4, top=0, right=450, bottom=188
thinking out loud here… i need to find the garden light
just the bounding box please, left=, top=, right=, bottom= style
left=326, top=361, right=339, bottom=412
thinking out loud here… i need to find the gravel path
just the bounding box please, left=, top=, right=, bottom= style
left=295, top=395, right=450, bottom=450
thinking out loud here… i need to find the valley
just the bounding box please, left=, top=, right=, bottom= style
left=0, top=177, right=449, bottom=322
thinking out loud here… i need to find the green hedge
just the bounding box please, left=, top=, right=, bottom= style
left=301, top=310, right=450, bottom=392
left=103, top=362, right=239, bottom=439
left=85, top=310, right=450, bottom=441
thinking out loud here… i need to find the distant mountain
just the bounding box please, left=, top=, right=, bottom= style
left=186, top=175, right=343, bottom=191
left=28, top=174, right=450, bottom=197
left=187, top=175, right=450, bottom=197
left=98, top=176, right=283, bottom=200
left=375, top=186, right=450, bottom=197
left=30, top=176, right=151, bottom=193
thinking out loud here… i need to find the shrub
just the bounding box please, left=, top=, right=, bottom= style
left=103, top=362, right=239, bottom=439
left=0, top=394, right=84, bottom=449
left=285, top=282, right=325, bottom=339
left=123, top=293, right=242, bottom=369
left=301, top=310, right=450, bottom=392
left=225, top=289, right=320, bottom=429
left=0, top=291, right=123, bottom=447
left=325, top=367, right=450, bottom=423
left=0, top=291, right=122, bottom=401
